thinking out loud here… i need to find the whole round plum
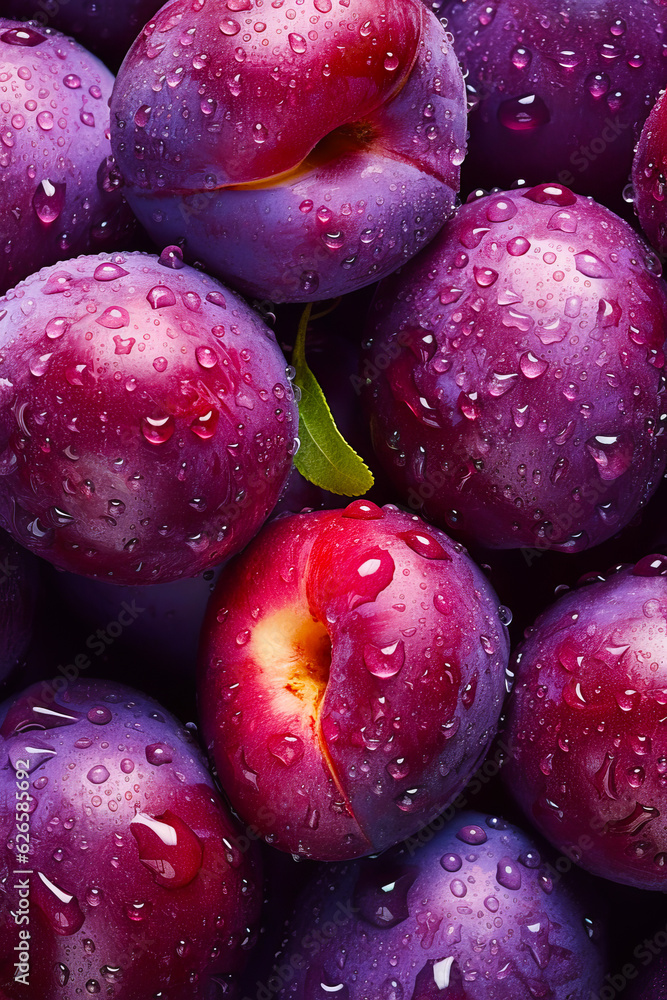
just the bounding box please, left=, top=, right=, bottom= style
left=441, top=0, right=667, bottom=205
left=198, top=503, right=510, bottom=860
left=0, top=250, right=298, bottom=583
left=504, top=554, right=667, bottom=890
left=109, top=0, right=467, bottom=302
left=0, top=679, right=262, bottom=999
left=0, top=529, right=38, bottom=687
left=0, top=20, right=134, bottom=295
left=269, top=811, right=607, bottom=999
left=4, top=2, right=164, bottom=69
left=632, top=89, right=667, bottom=257
left=362, top=184, right=667, bottom=552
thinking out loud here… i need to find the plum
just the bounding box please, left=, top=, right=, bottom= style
left=632, top=89, right=667, bottom=258
left=0, top=529, right=38, bottom=688
left=198, top=503, right=510, bottom=860
left=0, top=250, right=298, bottom=584
left=0, top=678, right=262, bottom=999
left=440, top=0, right=667, bottom=207
left=362, top=184, right=667, bottom=553
left=0, top=20, right=134, bottom=296
left=503, top=554, right=667, bottom=890
left=3, top=2, right=164, bottom=70
left=263, top=810, right=607, bottom=1000
left=109, top=0, right=467, bottom=302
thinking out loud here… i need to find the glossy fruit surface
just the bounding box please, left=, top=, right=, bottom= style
left=441, top=0, right=667, bottom=206
left=504, top=554, right=667, bottom=890
left=0, top=250, right=298, bottom=583
left=633, top=89, right=667, bottom=257
left=362, top=184, right=667, bottom=552
left=0, top=678, right=262, bottom=999
left=0, top=20, right=134, bottom=295
left=271, top=810, right=607, bottom=999
left=109, top=0, right=467, bottom=302
left=198, top=503, right=510, bottom=860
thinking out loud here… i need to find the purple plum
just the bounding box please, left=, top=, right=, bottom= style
left=362, top=184, right=667, bottom=553
left=0, top=250, right=298, bottom=584
left=198, top=503, right=510, bottom=860
left=504, top=554, right=667, bottom=890
left=265, top=811, right=607, bottom=999
left=4, top=2, right=164, bottom=70
left=0, top=678, right=262, bottom=999
left=109, top=0, right=467, bottom=302
left=441, top=0, right=667, bottom=207
left=632, top=89, right=667, bottom=257
left=0, top=20, right=134, bottom=296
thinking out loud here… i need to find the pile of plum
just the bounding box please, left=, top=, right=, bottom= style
left=4, top=1, right=667, bottom=998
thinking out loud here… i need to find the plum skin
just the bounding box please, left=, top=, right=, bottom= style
left=440, top=0, right=667, bottom=206
left=198, top=502, right=510, bottom=861
left=109, top=0, right=467, bottom=303
left=362, top=184, right=667, bottom=553
left=0, top=20, right=134, bottom=296
left=0, top=678, right=262, bottom=999
left=503, top=554, right=667, bottom=891
left=0, top=250, right=298, bottom=584
left=268, top=810, right=606, bottom=1000
left=633, top=89, right=667, bottom=257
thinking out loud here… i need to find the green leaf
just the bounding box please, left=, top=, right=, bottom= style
left=292, top=303, right=374, bottom=497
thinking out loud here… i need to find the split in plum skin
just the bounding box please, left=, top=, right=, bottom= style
left=0, top=250, right=298, bottom=584
left=198, top=502, right=510, bottom=861
left=266, top=810, right=607, bottom=999
left=109, top=0, right=467, bottom=302
left=504, top=554, right=667, bottom=890
left=362, top=183, right=667, bottom=553
left=0, top=678, right=262, bottom=999
left=0, top=20, right=134, bottom=296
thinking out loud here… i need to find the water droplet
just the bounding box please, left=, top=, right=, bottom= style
left=399, top=530, right=449, bottom=560
left=586, top=433, right=633, bottom=480
left=1, top=26, right=45, bottom=46
left=87, top=706, right=112, bottom=725
left=520, top=352, right=548, bottom=379
left=94, top=263, right=129, bottom=282
left=32, top=178, right=67, bottom=225
left=87, top=765, right=110, bottom=785
left=440, top=853, right=462, bottom=872
left=341, top=500, right=384, bottom=520
left=507, top=236, right=530, bottom=256
left=34, top=872, right=85, bottom=934
left=575, top=251, right=611, bottom=279
left=288, top=32, right=307, bottom=54
left=97, top=307, right=130, bottom=330
left=456, top=824, right=487, bottom=845
left=195, top=345, right=218, bottom=369
left=498, top=94, right=550, bottom=131
left=130, top=810, right=203, bottom=887
left=146, top=285, right=176, bottom=309
left=363, top=640, right=405, bottom=679
left=496, top=858, right=522, bottom=890
left=141, top=413, right=175, bottom=445
left=267, top=733, right=304, bottom=766
left=145, top=743, right=173, bottom=766
left=349, top=548, right=395, bottom=610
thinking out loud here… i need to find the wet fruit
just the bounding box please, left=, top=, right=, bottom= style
left=504, top=554, right=667, bottom=890
left=109, top=0, right=467, bottom=302
left=0, top=250, right=298, bottom=583
left=198, top=503, right=510, bottom=860
left=0, top=678, right=262, bottom=999
left=362, top=184, right=667, bottom=553
left=269, top=810, right=607, bottom=999
left=0, top=19, right=134, bottom=295
left=441, top=0, right=667, bottom=206
left=633, top=88, right=667, bottom=258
